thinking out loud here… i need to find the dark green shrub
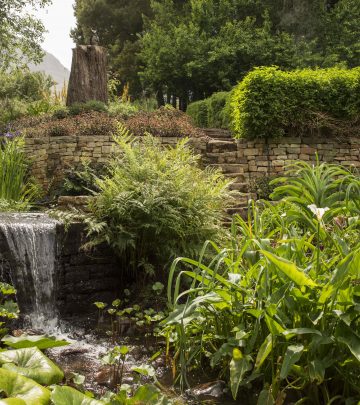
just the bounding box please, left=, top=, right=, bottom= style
left=186, top=100, right=208, bottom=127
left=53, top=108, right=69, bottom=120
left=207, top=91, right=231, bottom=129
left=68, top=100, right=108, bottom=116
left=231, top=66, right=360, bottom=139
left=187, top=91, right=231, bottom=129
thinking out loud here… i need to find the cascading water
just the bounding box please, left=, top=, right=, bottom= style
left=0, top=213, right=60, bottom=331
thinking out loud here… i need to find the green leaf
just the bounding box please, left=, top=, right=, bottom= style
left=255, top=334, right=272, bottom=369
left=0, top=368, right=50, bottom=405
left=131, top=364, right=156, bottom=377
left=280, top=344, right=304, bottom=379
left=51, top=386, right=105, bottom=405
left=0, top=347, right=64, bottom=385
left=257, top=388, right=274, bottom=405
left=261, top=250, right=316, bottom=287
left=335, top=321, right=360, bottom=362
left=230, top=348, right=251, bottom=400
left=0, top=399, right=27, bottom=404
left=265, top=314, right=285, bottom=336
left=1, top=335, right=69, bottom=350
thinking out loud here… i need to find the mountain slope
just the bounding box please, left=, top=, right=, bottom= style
left=28, top=51, right=70, bottom=90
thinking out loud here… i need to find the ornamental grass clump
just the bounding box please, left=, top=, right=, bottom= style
left=0, top=133, right=39, bottom=210
left=85, top=124, right=234, bottom=277
left=164, top=161, right=360, bottom=403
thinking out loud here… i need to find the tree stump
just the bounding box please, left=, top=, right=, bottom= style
left=66, top=45, right=108, bottom=106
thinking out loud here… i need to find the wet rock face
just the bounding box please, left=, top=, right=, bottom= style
left=57, top=223, right=122, bottom=317
left=0, top=216, right=122, bottom=320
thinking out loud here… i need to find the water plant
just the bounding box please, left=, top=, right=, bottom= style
left=163, top=162, right=360, bottom=403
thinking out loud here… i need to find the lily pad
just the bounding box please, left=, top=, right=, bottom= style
left=51, top=386, right=105, bottom=405
left=1, top=335, right=69, bottom=350
left=0, top=368, right=50, bottom=405
left=0, top=347, right=64, bottom=385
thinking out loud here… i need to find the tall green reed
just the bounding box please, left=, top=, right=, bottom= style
left=0, top=134, right=39, bottom=210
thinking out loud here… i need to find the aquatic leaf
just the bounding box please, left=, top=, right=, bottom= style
left=257, top=388, right=274, bottom=405
left=0, top=347, right=64, bottom=385
left=131, top=364, right=156, bottom=377
left=261, top=250, right=316, bottom=287
left=1, top=335, right=69, bottom=350
left=0, top=368, right=50, bottom=405
left=255, top=334, right=272, bottom=369
left=280, top=344, right=304, bottom=379
left=51, top=386, right=105, bottom=405
left=335, top=321, right=360, bottom=362
left=0, top=399, right=27, bottom=404
left=126, top=384, right=173, bottom=404
left=230, top=348, right=251, bottom=400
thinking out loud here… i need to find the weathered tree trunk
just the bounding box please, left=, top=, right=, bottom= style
left=66, top=45, right=108, bottom=106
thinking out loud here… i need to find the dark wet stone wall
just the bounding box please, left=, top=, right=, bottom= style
left=57, top=223, right=121, bottom=317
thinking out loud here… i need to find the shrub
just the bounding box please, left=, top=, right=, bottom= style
left=231, top=66, right=360, bottom=139
left=164, top=162, right=360, bottom=401
left=0, top=70, right=54, bottom=102
left=124, top=106, right=206, bottom=138
left=187, top=91, right=231, bottom=129
left=186, top=100, right=209, bottom=127
left=68, top=100, right=108, bottom=116
left=108, top=101, right=139, bottom=119
left=85, top=124, right=233, bottom=277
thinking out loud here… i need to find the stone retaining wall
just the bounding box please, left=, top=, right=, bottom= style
left=25, top=130, right=360, bottom=197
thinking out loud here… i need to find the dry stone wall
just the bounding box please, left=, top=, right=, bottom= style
left=25, top=130, right=360, bottom=206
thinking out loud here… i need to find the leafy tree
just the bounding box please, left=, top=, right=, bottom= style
left=0, top=0, right=51, bottom=70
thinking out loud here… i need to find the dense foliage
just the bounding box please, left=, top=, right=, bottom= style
left=0, top=0, right=51, bottom=70
left=0, top=70, right=55, bottom=127
left=73, top=0, right=360, bottom=104
left=187, top=91, right=231, bottom=129
left=164, top=160, right=360, bottom=402
left=85, top=125, right=233, bottom=278
left=231, top=66, right=360, bottom=139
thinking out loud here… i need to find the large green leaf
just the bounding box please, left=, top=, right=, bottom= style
left=230, top=348, right=251, bottom=400
left=0, top=368, right=50, bottom=405
left=335, top=321, right=360, bottom=362
left=280, top=344, right=304, bottom=380
left=1, top=335, right=69, bottom=350
left=261, top=250, right=316, bottom=287
left=255, top=334, right=272, bottom=369
left=0, top=399, right=26, bottom=405
left=0, top=347, right=64, bottom=385
left=51, top=386, right=105, bottom=405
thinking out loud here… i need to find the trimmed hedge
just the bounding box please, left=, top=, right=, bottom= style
left=231, top=67, right=360, bottom=139
left=187, top=91, right=231, bottom=129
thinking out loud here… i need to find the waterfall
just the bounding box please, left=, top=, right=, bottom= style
left=0, top=213, right=60, bottom=331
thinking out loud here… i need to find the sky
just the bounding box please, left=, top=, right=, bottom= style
left=34, top=0, right=76, bottom=69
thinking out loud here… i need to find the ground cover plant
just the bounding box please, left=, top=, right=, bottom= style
left=231, top=66, right=360, bottom=139
left=164, top=160, right=360, bottom=403
left=84, top=124, right=233, bottom=279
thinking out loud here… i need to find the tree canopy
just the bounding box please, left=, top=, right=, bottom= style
left=0, top=0, right=52, bottom=70
left=72, top=0, right=360, bottom=106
